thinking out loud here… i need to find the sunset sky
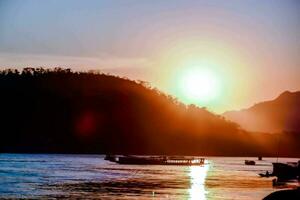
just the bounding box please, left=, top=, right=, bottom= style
left=0, top=0, right=299, bottom=113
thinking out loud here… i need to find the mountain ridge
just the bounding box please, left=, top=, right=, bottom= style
left=223, top=90, right=300, bottom=133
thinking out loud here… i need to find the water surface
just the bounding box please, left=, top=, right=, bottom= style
left=0, top=154, right=299, bottom=199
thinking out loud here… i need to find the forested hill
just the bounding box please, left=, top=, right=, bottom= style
left=0, top=68, right=299, bottom=156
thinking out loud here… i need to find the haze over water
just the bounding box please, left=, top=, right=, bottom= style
left=1, top=154, right=299, bottom=199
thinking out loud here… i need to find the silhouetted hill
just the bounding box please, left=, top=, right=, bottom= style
left=224, top=91, right=300, bottom=133
left=1, top=68, right=299, bottom=156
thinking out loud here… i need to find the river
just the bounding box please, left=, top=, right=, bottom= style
left=0, top=154, right=299, bottom=199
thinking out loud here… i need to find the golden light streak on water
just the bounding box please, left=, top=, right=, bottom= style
left=189, top=164, right=209, bottom=200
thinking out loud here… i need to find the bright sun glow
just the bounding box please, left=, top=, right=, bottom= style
left=180, top=68, right=220, bottom=103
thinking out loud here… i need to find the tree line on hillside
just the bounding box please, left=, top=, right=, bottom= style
left=0, top=68, right=299, bottom=156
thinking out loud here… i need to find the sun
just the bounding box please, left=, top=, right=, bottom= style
left=180, top=68, right=220, bottom=103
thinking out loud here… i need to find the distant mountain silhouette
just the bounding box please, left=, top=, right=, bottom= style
left=224, top=91, right=300, bottom=133
left=0, top=68, right=299, bottom=156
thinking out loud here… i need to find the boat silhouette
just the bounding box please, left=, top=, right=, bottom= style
left=105, top=155, right=205, bottom=165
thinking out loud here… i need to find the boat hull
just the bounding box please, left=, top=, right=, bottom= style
left=114, top=156, right=205, bottom=166
left=272, top=162, right=299, bottom=180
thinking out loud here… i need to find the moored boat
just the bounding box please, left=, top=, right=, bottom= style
left=105, top=155, right=205, bottom=165
left=259, top=160, right=300, bottom=181
left=272, top=162, right=299, bottom=180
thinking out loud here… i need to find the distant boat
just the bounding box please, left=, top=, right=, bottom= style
left=105, top=155, right=205, bottom=165
left=245, top=160, right=256, bottom=165
left=259, top=171, right=272, bottom=178
left=258, top=156, right=262, bottom=161
left=104, top=154, right=116, bottom=162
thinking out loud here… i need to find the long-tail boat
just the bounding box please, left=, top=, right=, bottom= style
left=105, top=155, right=205, bottom=165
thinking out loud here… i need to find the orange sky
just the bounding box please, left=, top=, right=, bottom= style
left=0, top=0, right=299, bottom=113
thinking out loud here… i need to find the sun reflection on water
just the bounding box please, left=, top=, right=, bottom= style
left=189, top=163, right=209, bottom=200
